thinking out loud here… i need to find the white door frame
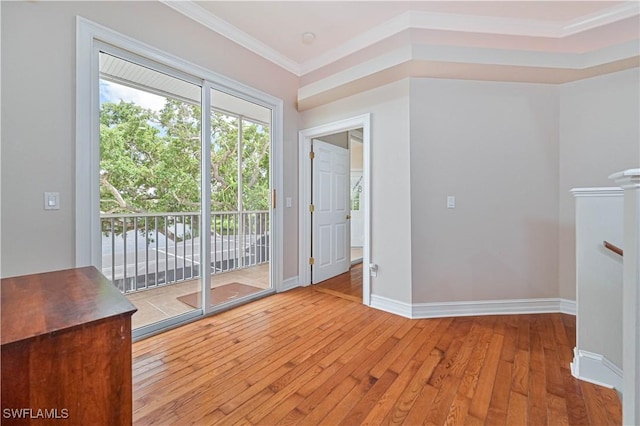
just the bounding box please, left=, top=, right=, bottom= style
left=298, top=114, right=371, bottom=305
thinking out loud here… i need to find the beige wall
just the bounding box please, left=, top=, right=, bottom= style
left=409, top=78, right=560, bottom=302
left=300, top=80, right=413, bottom=304
left=0, top=1, right=300, bottom=278
left=558, top=68, right=640, bottom=300
left=350, top=141, right=363, bottom=170
left=2, top=1, right=638, bottom=307
left=300, top=72, right=637, bottom=306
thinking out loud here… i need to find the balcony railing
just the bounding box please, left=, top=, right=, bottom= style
left=101, top=211, right=269, bottom=293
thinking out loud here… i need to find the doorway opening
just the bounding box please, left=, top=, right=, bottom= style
left=298, top=114, right=371, bottom=305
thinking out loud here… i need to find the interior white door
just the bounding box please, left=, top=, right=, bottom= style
left=312, top=140, right=350, bottom=283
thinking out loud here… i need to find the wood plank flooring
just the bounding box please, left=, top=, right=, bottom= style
left=132, top=284, right=621, bottom=425
left=313, top=263, right=363, bottom=302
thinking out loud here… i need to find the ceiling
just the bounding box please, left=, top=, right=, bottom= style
left=162, top=1, right=640, bottom=109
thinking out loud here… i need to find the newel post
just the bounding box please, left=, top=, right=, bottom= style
left=610, top=168, right=640, bottom=425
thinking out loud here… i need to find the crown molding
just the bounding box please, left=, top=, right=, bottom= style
left=300, top=11, right=412, bottom=76
left=300, top=2, right=640, bottom=75
left=298, top=41, right=639, bottom=109
left=159, top=0, right=301, bottom=75
left=563, top=1, right=640, bottom=36
left=161, top=1, right=639, bottom=78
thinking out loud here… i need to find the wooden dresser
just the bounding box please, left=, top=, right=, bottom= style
left=1, top=267, right=137, bottom=425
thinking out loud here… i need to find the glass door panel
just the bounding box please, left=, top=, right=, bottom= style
left=207, top=88, right=272, bottom=308
left=99, top=52, right=203, bottom=333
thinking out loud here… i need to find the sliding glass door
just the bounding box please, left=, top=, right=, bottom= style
left=96, top=46, right=273, bottom=337
left=99, top=51, right=204, bottom=334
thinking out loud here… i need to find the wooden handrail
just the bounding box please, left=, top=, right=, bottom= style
left=603, top=241, right=623, bottom=257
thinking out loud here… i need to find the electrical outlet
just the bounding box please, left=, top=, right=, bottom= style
left=447, top=196, right=455, bottom=209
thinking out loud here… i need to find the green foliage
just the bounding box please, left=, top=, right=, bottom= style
left=99, top=95, right=270, bottom=215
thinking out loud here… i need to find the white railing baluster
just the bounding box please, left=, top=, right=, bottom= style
left=164, top=215, right=169, bottom=285
left=172, top=215, right=176, bottom=282
left=110, top=218, right=116, bottom=288
left=154, top=216, right=159, bottom=287
left=134, top=217, right=139, bottom=291
left=123, top=217, right=128, bottom=291
left=101, top=210, right=268, bottom=293
left=144, top=216, right=149, bottom=289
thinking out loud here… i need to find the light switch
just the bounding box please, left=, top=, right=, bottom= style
left=286, top=197, right=292, bottom=208
left=44, top=192, right=60, bottom=210
left=447, top=196, right=455, bottom=209
left=369, top=263, right=378, bottom=277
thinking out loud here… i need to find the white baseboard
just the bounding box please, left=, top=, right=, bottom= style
left=411, top=298, right=576, bottom=319
left=370, top=295, right=412, bottom=318
left=369, top=296, right=576, bottom=319
left=280, top=276, right=300, bottom=292
left=559, top=298, right=577, bottom=315
left=571, top=347, right=623, bottom=391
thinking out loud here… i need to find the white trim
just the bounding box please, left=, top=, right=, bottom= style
left=75, top=16, right=284, bottom=297
left=571, top=187, right=623, bottom=197
left=610, top=168, right=640, bottom=189
left=611, top=168, right=640, bottom=424
left=75, top=18, right=102, bottom=268
left=411, top=297, right=575, bottom=319
left=200, top=81, right=212, bottom=310
left=369, top=296, right=576, bottom=319
left=298, top=40, right=639, bottom=108
left=281, top=276, right=300, bottom=292
left=571, top=348, right=623, bottom=390
left=298, top=114, right=372, bottom=305
left=298, top=46, right=412, bottom=103
left=158, top=2, right=639, bottom=77
left=301, top=11, right=413, bottom=75
left=609, top=168, right=640, bottom=180
left=370, top=295, right=413, bottom=318
left=559, top=298, right=577, bottom=316
left=563, top=2, right=640, bottom=36
left=159, top=1, right=300, bottom=76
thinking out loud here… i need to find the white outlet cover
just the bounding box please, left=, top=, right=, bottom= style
left=447, top=196, right=455, bottom=209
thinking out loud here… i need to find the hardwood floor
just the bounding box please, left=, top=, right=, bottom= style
left=314, top=263, right=363, bottom=302
left=132, top=285, right=621, bottom=425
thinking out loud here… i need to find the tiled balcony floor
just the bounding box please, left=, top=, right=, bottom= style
left=126, top=263, right=270, bottom=329
left=127, top=247, right=362, bottom=330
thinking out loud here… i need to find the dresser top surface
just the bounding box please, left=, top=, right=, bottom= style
left=1, top=267, right=137, bottom=345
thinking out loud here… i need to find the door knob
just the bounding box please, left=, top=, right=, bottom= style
left=346, top=214, right=351, bottom=220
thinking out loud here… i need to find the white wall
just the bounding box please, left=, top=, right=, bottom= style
left=558, top=68, right=640, bottom=300
left=0, top=1, right=300, bottom=279
left=409, top=78, right=560, bottom=303
left=299, top=80, right=412, bottom=304
left=574, top=190, right=623, bottom=370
